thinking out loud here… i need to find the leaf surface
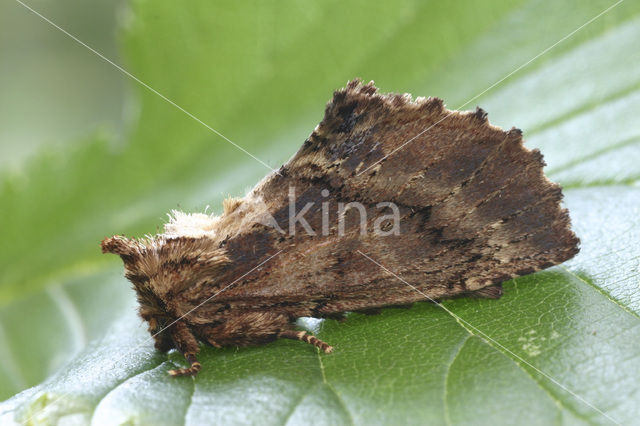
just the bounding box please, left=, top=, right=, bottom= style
left=1, top=1, right=639, bottom=424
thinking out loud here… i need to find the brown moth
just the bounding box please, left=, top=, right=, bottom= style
left=102, top=79, right=579, bottom=376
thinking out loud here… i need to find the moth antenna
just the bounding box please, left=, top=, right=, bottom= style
left=101, top=235, right=136, bottom=256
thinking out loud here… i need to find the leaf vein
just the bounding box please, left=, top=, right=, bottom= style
left=316, top=349, right=354, bottom=426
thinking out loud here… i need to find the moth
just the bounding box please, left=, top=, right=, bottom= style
left=102, top=79, right=579, bottom=376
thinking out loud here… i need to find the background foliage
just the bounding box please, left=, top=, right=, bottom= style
left=1, top=0, right=639, bottom=424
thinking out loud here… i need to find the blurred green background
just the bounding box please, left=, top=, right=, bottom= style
left=0, top=0, right=126, bottom=172
left=1, top=0, right=639, bottom=424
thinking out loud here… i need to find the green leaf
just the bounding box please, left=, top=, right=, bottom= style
left=1, top=0, right=640, bottom=424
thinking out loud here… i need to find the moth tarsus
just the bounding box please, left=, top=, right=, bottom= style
left=279, top=330, right=334, bottom=353
left=168, top=352, right=201, bottom=377
left=103, top=79, right=579, bottom=377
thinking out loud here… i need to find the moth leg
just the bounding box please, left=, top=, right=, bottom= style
left=168, top=352, right=201, bottom=377
left=279, top=330, right=334, bottom=353
left=168, top=321, right=202, bottom=377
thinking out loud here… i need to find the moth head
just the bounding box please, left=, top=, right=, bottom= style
left=102, top=233, right=229, bottom=292
left=101, top=235, right=173, bottom=343
left=101, top=234, right=229, bottom=351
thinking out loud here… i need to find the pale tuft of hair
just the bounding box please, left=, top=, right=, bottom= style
left=163, top=210, right=220, bottom=238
